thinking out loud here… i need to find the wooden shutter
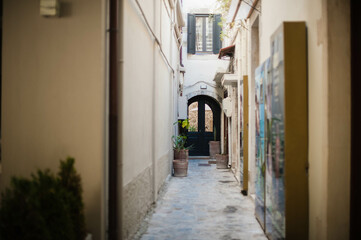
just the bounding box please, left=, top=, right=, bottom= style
left=187, top=14, right=196, bottom=54
left=213, top=14, right=222, bottom=54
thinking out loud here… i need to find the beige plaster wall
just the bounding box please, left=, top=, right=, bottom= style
left=231, top=86, right=239, bottom=177
left=247, top=14, right=259, bottom=196
left=121, top=2, right=155, bottom=238
left=122, top=0, right=174, bottom=190
left=121, top=0, right=178, bottom=238
left=122, top=0, right=154, bottom=188
left=154, top=38, right=173, bottom=195
left=326, top=1, right=350, bottom=239
left=1, top=0, right=106, bottom=239
left=255, top=0, right=351, bottom=239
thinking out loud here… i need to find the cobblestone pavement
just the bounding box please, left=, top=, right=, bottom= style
left=135, top=159, right=267, bottom=240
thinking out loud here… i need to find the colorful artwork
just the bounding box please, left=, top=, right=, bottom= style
left=255, top=23, right=308, bottom=239
left=239, top=83, right=244, bottom=186
left=255, top=59, right=268, bottom=228
left=265, top=31, right=285, bottom=240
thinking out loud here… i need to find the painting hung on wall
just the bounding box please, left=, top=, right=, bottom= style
left=254, top=22, right=308, bottom=239
left=265, top=30, right=285, bottom=240
left=255, top=59, right=268, bottom=229
left=239, top=83, right=244, bottom=186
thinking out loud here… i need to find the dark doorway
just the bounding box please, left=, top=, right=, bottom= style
left=186, top=95, right=221, bottom=156
left=350, top=0, right=361, bottom=239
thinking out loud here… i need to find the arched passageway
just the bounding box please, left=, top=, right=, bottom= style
left=186, top=95, right=221, bottom=156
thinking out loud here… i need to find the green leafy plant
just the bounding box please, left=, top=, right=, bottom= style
left=0, top=157, right=86, bottom=240
left=179, top=119, right=190, bottom=129
left=172, top=119, right=193, bottom=151
left=58, top=157, right=86, bottom=240
left=215, top=0, right=232, bottom=41
left=189, top=126, right=197, bottom=132
left=172, top=135, right=188, bottom=150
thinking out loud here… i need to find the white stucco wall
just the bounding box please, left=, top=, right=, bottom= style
left=123, top=0, right=154, bottom=188
left=122, top=0, right=181, bottom=238
left=179, top=0, right=229, bottom=119
left=181, top=53, right=228, bottom=109
left=182, top=0, right=218, bottom=14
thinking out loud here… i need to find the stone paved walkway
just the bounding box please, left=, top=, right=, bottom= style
left=135, top=159, right=267, bottom=240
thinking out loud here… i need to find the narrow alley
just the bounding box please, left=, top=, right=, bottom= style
left=0, top=1, right=359, bottom=240
left=135, top=159, right=266, bottom=240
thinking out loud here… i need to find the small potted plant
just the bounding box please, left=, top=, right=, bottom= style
left=173, top=135, right=189, bottom=160
left=209, top=126, right=220, bottom=159
left=172, top=119, right=191, bottom=177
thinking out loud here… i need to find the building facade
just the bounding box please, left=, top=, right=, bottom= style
left=178, top=0, right=229, bottom=158
left=219, top=0, right=351, bottom=239
left=0, top=0, right=184, bottom=239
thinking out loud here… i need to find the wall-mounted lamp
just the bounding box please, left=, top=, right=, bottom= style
left=179, top=66, right=186, bottom=96
left=40, top=0, right=60, bottom=17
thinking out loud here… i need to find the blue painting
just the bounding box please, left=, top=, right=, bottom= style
left=265, top=30, right=285, bottom=240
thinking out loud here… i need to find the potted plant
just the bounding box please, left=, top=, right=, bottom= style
left=172, top=135, right=189, bottom=160
left=209, top=126, right=220, bottom=159
left=172, top=119, right=191, bottom=177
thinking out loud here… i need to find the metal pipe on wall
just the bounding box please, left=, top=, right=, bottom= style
left=151, top=0, right=157, bottom=203
left=108, top=0, right=122, bottom=239
left=228, top=117, right=232, bottom=167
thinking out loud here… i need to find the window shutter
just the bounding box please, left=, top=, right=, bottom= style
left=213, top=14, right=222, bottom=54
left=187, top=14, right=196, bottom=54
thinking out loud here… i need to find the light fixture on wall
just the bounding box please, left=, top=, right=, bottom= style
left=179, top=66, right=186, bottom=96
left=40, top=0, right=60, bottom=17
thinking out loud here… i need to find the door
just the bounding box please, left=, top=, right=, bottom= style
left=186, top=95, right=220, bottom=156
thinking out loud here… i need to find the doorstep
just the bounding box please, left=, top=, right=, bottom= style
left=188, top=156, right=210, bottom=160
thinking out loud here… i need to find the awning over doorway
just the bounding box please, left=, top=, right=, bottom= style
left=218, top=45, right=235, bottom=59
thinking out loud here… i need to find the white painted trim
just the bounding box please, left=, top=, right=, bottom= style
left=186, top=90, right=222, bottom=104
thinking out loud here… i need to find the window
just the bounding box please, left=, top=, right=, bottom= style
left=195, top=16, right=213, bottom=52
left=188, top=102, right=198, bottom=132
left=187, top=14, right=222, bottom=54
left=204, top=104, right=213, bottom=132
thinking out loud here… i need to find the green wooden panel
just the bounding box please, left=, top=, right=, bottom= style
left=187, top=14, right=195, bottom=54
left=213, top=14, right=222, bottom=54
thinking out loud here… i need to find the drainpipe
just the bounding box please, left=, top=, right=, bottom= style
left=151, top=0, right=158, bottom=203
left=228, top=117, right=232, bottom=167
left=170, top=11, right=174, bottom=176
left=108, top=0, right=122, bottom=239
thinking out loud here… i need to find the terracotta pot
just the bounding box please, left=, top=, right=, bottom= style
left=216, top=154, right=228, bottom=169
left=173, top=160, right=188, bottom=177
left=209, top=141, right=220, bottom=159
left=174, top=149, right=189, bottom=160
